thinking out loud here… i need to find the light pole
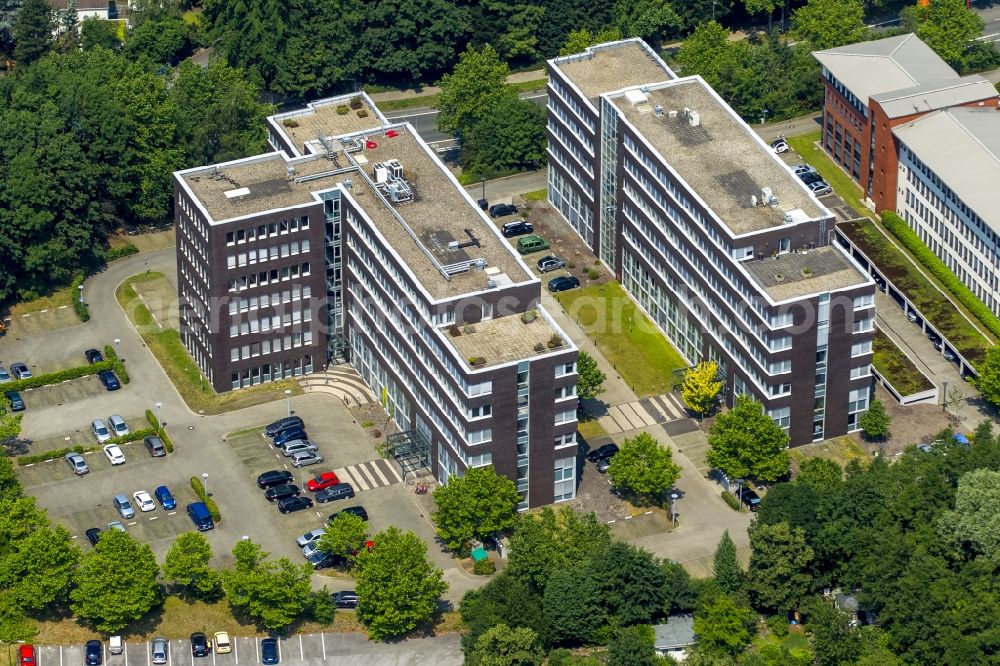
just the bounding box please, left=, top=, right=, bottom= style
left=670, top=492, right=679, bottom=528
left=480, top=177, right=486, bottom=203
left=202, top=472, right=209, bottom=497
left=114, top=338, right=121, bottom=357
left=78, top=284, right=84, bottom=304
left=712, top=0, right=717, bottom=20
left=284, top=389, right=292, bottom=417
left=155, top=402, right=162, bottom=427
left=942, top=380, right=949, bottom=414
left=736, top=478, right=744, bottom=511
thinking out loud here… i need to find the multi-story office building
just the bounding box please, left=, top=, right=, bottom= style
left=174, top=92, right=579, bottom=508
left=893, top=107, right=1000, bottom=316
left=548, top=40, right=876, bottom=445
left=813, top=33, right=997, bottom=212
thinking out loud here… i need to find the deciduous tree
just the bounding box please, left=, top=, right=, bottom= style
left=590, top=542, right=664, bottom=625
left=436, top=44, right=518, bottom=136
left=974, top=346, right=1000, bottom=408
left=470, top=624, right=543, bottom=666
left=791, top=0, right=867, bottom=50
left=707, top=394, right=790, bottom=482
left=71, top=530, right=159, bottom=631
left=507, top=507, right=611, bottom=591
left=915, top=0, right=984, bottom=67
left=607, top=625, right=658, bottom=666
left=163, top=532, right=221, bottom=600
left=360, top=0, right=468, bottom=83
left=575, top=351, right=606, bottom=401
left=0, top=456, right=21, bottom=502
left=318, top=512, right=368, bottom=561
left=859, top=398, right=891, bottom=441
left=681, top=360, right=723, bottom=418
left=747, top=521, right=814, bottom=613
left=606, top=432, right=682, bottom=501
left=693, top=594, right=755, bottom=657
left=432, top=465, right=519, bottom=554
left=0, top=413, right=22, bottom=445
left=461, top=97, right=546, bottom=180
left=460, top=573, right=546, bottom=656
left=80, top=16, right=119, bottom=50
left=354, top=526, right=447, bottom=640
left=542, top=567, right=603, bottom=645
left=221, top=540, right=312, bottom=631
left=938, top=468, right=1000, bottom=563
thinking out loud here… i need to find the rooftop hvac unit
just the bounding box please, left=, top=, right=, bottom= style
left=373, top=163, right=389, bottom=184
left=668, top=110, right=678, bottom=118
left=625, top=89, right=648, bottom=107
left=387, top=179, right=413, bottom=203
left=751, top=195, right=758, bottom=207
left=761, top=187, right=778, bottom=207
left=654, top=105, right=664, bottom=117
left=385, top=159, right=403, bottom=180
left=688, top=110, right=700, bottom=127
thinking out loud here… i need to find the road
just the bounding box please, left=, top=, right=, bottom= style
left=976, top=2, right=1000, bottom=43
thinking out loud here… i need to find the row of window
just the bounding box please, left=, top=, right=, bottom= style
left=224, top=216, right=310, bottom=245
left=229, top=332, right=315, bottom=360
left=227, top=263, right=311, bottom=291
left=548, top=120, right=595, bottom=179
left=548, top=78, right=596, bottom=132
left=176, top=192, right=209, bottom=240
left=226, top=240, right=311, bottom=269
left=230, top=355, right=313, bottom=389
left=228, top=307, right=312, bottom=336
left=548, top=100, right=595, bottom=154
left=548, top=168, right=595, bottom=246
left=227, top=286, right=312, bottom=314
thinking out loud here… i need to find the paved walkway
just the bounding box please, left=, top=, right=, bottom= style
left=369, top=69, right=546, bottom=103
left=597, top=391, right=691, bottom=435
left=298, top=365, right=377, bottom=405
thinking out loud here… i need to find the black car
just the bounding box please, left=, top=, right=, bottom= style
left=257, top=470, right=294, bottom=489
left=315, top=483, right=355, bottom=503
left=98, top=370, right=121, bottom=391
left=273, top=428, right=308, bottom=447
left=190, top=633, right=210, bottom=658
left=5, top=390, right=25, bottom=411
left=264, top=484, right=300, bottom=503
left=260, top=638, right=279, bottom=665
left=332, top=590, right=359, bottom=609
left=596, top=457, right=612, bottom=474
left=739, top=488, right=762, bottom=512
left=328, top=505, right=369, bottom=524
left=489, top=203, right=518, bottom=218
left=501, top=220, right=533, bottom=237
left=85, top=528, right=101, bottom=546
left=586, top=443, right=619, bottom=463
left=547, top=275, right=580, bottom=293
left=308, top=550, right=344, bottom=570
left=85, top=640, right=102, bottom=666
left=264, top=416, right=304, bottom=438
left=278, top=496, right=314, bottom=514
left=84, top=349, right=104, bottom=364
left=798, top=171, right=822, bottom=185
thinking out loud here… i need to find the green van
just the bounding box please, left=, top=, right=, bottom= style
left=516, top=235, right=550, bottom=254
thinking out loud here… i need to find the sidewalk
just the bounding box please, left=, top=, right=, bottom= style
left=369, top=69, right=547, bottom=103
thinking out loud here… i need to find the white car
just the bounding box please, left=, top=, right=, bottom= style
left=103, top=444, right=126, bottom=465
left=92, top=419, right=112, bottom=443
left=771, top=139, right=789, bottom=154
left=296, top=528, right=326, bottom=549
left=133, top=490, right=155, bottom=512
left=107, top=414, right=129, bottom=438
left=282, top=440, right=318, bottom=457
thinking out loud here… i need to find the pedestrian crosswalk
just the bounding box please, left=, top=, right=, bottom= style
left=597, top=392, right=690, bottom=435
left=333, top=458, right=402, bottom=492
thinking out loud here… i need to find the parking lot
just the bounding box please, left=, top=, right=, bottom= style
left=13, top=374, right=116, bottom=410
left=15, top=414, right=150, bottom=458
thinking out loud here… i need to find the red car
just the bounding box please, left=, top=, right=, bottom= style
left=19, top=645, right=36, bottom=666
left=305, top=471, right=341, bottom=492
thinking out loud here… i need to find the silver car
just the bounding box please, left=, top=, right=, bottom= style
left=107, top=414, right=129, bottom=438
left=291, top=450, right=324, bottom=468
left=296, top=528, right=326, bottom=549
left=65, top=452, right=90, bottom=476
left=151, top=638, right=168, bottom=665
left=91, top=419, right=112, bottom=443
left=0, top=365, right=10, bottom=383
left=281, top=440, right=318, bottom=457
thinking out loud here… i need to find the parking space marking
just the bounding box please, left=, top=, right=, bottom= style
left=124, top=642, right=129, bottom=666
left=59, top=646, right=63, bottom=666
left=167, top=511, right=176, bottom=515
left=369, top=461, right=389, bottom=485
left=148, top=642, right=151, bottom=666
left=149, top=516, right=158, bottom=521
left=298, top=635, right=303, bottom=660
left=320, top=634, right=325, bottom=661
left=254, top=639, right=259, bottom=664
left=233, top=640, right=238, bottom=664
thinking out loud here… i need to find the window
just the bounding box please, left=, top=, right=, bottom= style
left=853, top=294, right=874, bottom=310
left=851, top=340, right=872, bottom=357
left=850, top=364, right=870, bottom=380
left=768, top=359, right=791, bottom=374
left=848, top=387, right=869, bottom=413
left=469, top=381, right=493, bottom=396
left=554, top=432, right=577, bottom=448
left=554, top=409, right=576, bottom=425
left=555, top=384, right=576, bottom=400
left=853, top=318, right=874, bottom=333
left=467, top=428, right=492, bottom=445
left=768, top=382, right=791, bottom=397
left=768, top=406, right=790, bottom=433
left=555, top=362, right=576, bottom=378
left=469, top=405, right=492, bottom=419
left=554, top=457, right=576, bottom=502
left=768, top=335, right=792, bottom=352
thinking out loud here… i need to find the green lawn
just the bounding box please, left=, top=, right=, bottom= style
left=524, top=188, right=547, bottom=202
left=787, top=131, right=872, bottom=219
left=555, top=282, right=687, bottom=397
left=872, top=329, right=934, bottom=396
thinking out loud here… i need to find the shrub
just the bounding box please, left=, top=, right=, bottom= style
left=4, top=361, right=114, bottom=392
left=282, top=118, right=299, bottom=128
left=336, top=105, right=349, bottom=115
left=349, top=95, right=363, bottom=110
left=472, top=558, right=496, bottom=575
left=71, top=274, right=90, bottom=322
left=103, top=345, right=130, bottom=384
left=145, top=409, right=174, bottom=453
left=190, top=476, right=221, bottom=522
left=521, top=309, right=537, bottom=324
left=463, top=324, right=476, bottom=334
left=534, top=342, right=545, bottom=352
left=721, top=490, right=741, bottom=511
left=547, top=334, right=563, bottom=348
left=361, top=421, right=374, bottom=428
left=105, top=244, right=139, bottom=262
left=18, top=445, right=88, bottom=466
left=357, top=109, right=368, bottom=118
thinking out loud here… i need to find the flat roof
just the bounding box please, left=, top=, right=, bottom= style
left=551, top=39, right=675, bottom=103
left=814, top=33, right=958, bottom=109
left=447, top=308, right=570, bottom=369
left=742, top=246, right=868, bottom=301
left=268, top=93, right=388, bottom=158
left=893, top=107, right=1000, bottom=234
left=611, top=78, right=825, bottom=235
left=871, top=75, right=997, bottom=119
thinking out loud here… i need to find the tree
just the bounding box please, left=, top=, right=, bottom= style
left=616, top=0, right=683, bottom=46
left=707, top=394, right=790, bottom=482
left=974, top=346, right=1000, bottom=408
left=460, top=96, right=546, bottom=180
left=858, top=399, right=891, bottom=441
left=80, top=16, right=119, bottom=50
left=662, top=559, right=699, bottom=614
left=437, top=44, right=518, bottom=136
left=791, top=0, right=867, bottom=50
left=53, top=0, right=79, bottom=53
left=590, top=542, right=665, bottom=625
left=360, top=0, right=468, bottom=83
left=460, top=573, right=546, bottom=657
left=559, top=27, right=622, bottom=56
left=681, top=360, right=723, bottom=418
left=163, top=532, right=222, bottom=600
left=317, top=512, right=368, bottom=562
left=0, top=0, right=23, bottom=58
left=0, top=456, right=21, bottom=502
left=542, top=567, right=604, bottom=645
left=693, top=594, right=755, bottom=657
left=744, top=0, right=779, bottom=33
left=71, top=530, right=160, bottom=631
left=0, top=413, right=22, bottom=444
left=576, top=351, right=606, bottom=401
left=607, top=625, right=658, bottom=666
left=801, top=597, right=863, bottom=666
left=938, top=468, right=1000, bottom=563
left=470, top=624, right=543, bottom=666
left=747, top=521, right=814, bottom=614
left=507, top=506, right=612, bottom=591
left=606, top=432, right=682, bottom=501
left=221, top=540, right=312, bottom=631
left=12, top=0, right=52, bottom=65
left=125, top=14, right=193, bottom=65
left=478, top=0, right=544, bottom=64
left=432, top=465, right=519, bottom=554
left=915, top=0, right=984, bottom=67
left=713, top=530, right=745, bottom=598
left=354, top=526, right=447, bottom=640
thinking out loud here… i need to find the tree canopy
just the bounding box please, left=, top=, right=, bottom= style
left=606, top=432, right=682, bottom=501
left=914, top=0, right=984, bottom=68
left=221, top=540, right=313, bottom=631
left=318, top=512, right=369, bottom=561
left=791, top=0, right=868, bottom=50
left=70, top=530, right=160, bottom=631
left=681, top=360, right=723, bottom=418
left=163, top=532, right=222, bottom=600
left=432, top=465, right=520, bottom=554
left=576, top=351, right=607, bottom=401
left=707, top=394, right=790, bottom=482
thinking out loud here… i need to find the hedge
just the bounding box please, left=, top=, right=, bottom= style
left=107, top=427, right=158, bottom=447
left=71, top=274, right=90, bottom=322
left=881, top=211, right=1000, bottom=344
left=190, top=476, right=221, bottom=522
left=103, top=345, right=130, bottom=384
left=145, top=409, right=174, bottom=453
left=4, top=360, right=114, bottom=392
left=720, top=490, right=741, bottom=511
left=105, top=244, right=139, bottom=262
left=19, top=445, right=88, bottom=466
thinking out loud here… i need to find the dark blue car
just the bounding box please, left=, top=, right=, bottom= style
left=273, top=428, right=307, bottom=447
left=260, top=638, right=279, bottom=665
left=154, top=485, right=176, bottom=510
left=98, top=370, right=121, bottom=391
left=5, top=390, right=25, bottom=411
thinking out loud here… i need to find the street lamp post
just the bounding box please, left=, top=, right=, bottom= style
left=78, top=284, right=84, bottom=304
left=481, top=177, right=486, bottom=203
left=202, top=472, right=209, bottom=497
left=670, top=492, right=679, bottom=528
left=736, top=478, right=744, bottom=511
left=155, top=402, right=162, bottom=427
left=114, top=338, right=121, bottom=358
left=942, top=380, right=949, bottom=414
left=284, top=389, right=292, bottom=417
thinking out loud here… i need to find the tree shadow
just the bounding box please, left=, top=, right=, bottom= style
left=2, top=437, right=31, bottom=456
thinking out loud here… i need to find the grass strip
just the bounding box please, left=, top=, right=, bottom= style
left=872, top=329, right=934, bottom=396
left=786, top=132, right=872, bottom=219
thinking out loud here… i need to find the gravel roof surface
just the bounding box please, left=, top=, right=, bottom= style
left=554, top=41, right=674, bottom=101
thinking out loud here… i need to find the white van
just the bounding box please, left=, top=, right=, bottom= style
left=109, top=636, right=123, bottom=655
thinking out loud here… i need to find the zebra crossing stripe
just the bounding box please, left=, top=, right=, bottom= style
left=347, top=465, right=370, bottom=491
left=333, top=468, right=349, bottom=484
left=356, top=463, right=379, bottom=488
left=383, top=459, right=404, bottom=483
left=368, top=460, right=390, bottom=486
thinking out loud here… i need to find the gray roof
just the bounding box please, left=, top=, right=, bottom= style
left=813, top=34, right=958, bottom=108
left=871, top=75, right=997, bottom=119
left=550, top=38, right=676, bottom=103
left=653, top=615, right=696, bottom=649
left=892, top=107, right=1000, bottom=234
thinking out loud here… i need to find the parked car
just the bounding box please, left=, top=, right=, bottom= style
left=332, top=590, right=359, bottom=609
left=98, top=370, right=121, bottom=391
left=257, top=470, right=294, bottom=489
left=144, top=435, right=166, bottom=457
left=587, top=443, right=619, bottom=462
left=91, top=419, right=112, bottom=443
left=18, top=644, right=36, bottom=666
left=501, top=220, right=533, bottom=237
left=906, top=310, right=919, bottom=323
left=10, top=362, right=31, bottom=379
left=133, top=490, right=155, bottom=512
left=264, top=484, right=300, bottom=503
left=103, top=444, right=126, bottom=465
left=537, top=255, right=566, bottom=272
left=328, top=506, right=368, bottom=524
left=489, top=203, right=518, bottom=218
left=85, top=528, right=101, bottom=546
left=107, top=521, right=125, bottom=532
left=281, top=439, right=318, bottom=457
left=154, top=485, right=176, bottom=510
left=770, top=138, right=789, bottom=154
left=315, top=483, right=355, bottom=503
left=109, top=637, right=123, bottom=656
left=113, top=494, right=135, bottom=519
left=151, top=638, right=168, bottom=665
left=307, top=550, right=344, bottom=570
left=917, top=443, right=935, bottom=454
left=0, top=365, right=10, bottom=382
left=85, top=349, right=104, bottom=364
left=213, top=633, right=232, bottom=655
left=260, top=638, right=279, bottom=665
left=65, top=452, right=90, bottom=476
left=264, top=416, right=304, bottom=438
left=107, top=414, right=129, bottom=438
left=4, top=390, right=24, bottom=411
left=296, top=528, right=326, bottom=549
left=85, top=640, right=103, bottom=666
left=301, top=541, right=325, bottom=559
left=943, top=348, right=957, bottom=362
left=516, top=235, right=550, bottom=255
left=278, top=496, right=314, bottom=514
left=739, top=488, right=762, bottom=511
left=305, top=472, right=340, bottom=492
left=187, top=502, right=215, bottom=531
left=190, top=633, right=211, bottom=658
left=596, top=457, right=612, bottom=474
left=291, top=450, right=324, bottom=468
left=807, top=180, right=832, bottom=196
left=791, top=164, right=815, bottom=175
left=547, top=275, right=580, bottom=293
left=273, top=428, right=308, bottom=447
